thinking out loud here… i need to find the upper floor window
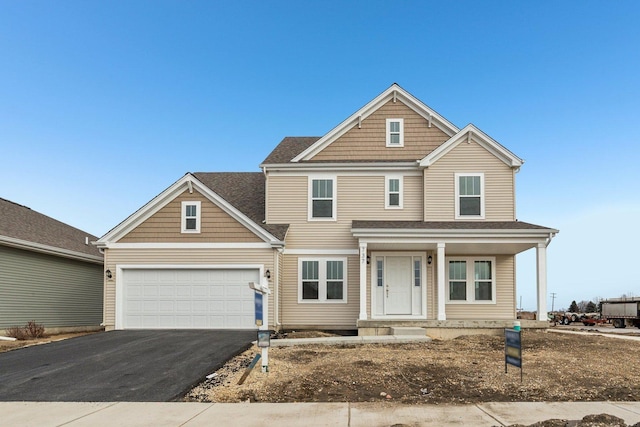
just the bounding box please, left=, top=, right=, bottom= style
left=309, top=177, right=336, bottom=220
left=386, top=118, right=404, bottom=147
left=446, top=257, right=496, bottom=304
left=299, top=258, right=347, bottom=303
left=455, top=173, right=485, bottom=219
left=385, top=175, right=403, bottom=209
left=181, top=201, right=201, bottom=233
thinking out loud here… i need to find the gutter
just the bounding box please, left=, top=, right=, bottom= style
left=0, top=235, right=103, bottom=264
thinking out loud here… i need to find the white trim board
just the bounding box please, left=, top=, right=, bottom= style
left=96, top=174, right=283, bottom=247
left=291, top=84, right=459, bottom=162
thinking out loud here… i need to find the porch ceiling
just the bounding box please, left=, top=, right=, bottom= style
left=366, top=241, right=537, bottom=255
left=352, top=220, right=558, bottom=255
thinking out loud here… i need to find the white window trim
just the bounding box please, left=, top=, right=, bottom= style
left=308, top=175, right=337, bottom=221
left=298, top=257, right=348, bottom=304
left=385, top=175, right=404, bottom=209
left=181, top=201, right=201, bottom=233
left=386, top=118, right=404, bottom=147
left=454, top=173, right=485, bottom=219
left=445, top=256, right=496, bottom=304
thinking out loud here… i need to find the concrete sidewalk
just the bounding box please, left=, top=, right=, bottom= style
left=2, top=401, right=640, bottom=426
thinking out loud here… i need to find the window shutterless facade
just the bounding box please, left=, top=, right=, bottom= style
left=386, top=118, right=404, bottom=147
left=385, top=175, right=403, bottom=209
left=299, top=258, right=347, bottom=303
left=455, top=173, right=485, bottom=219
left=446, top=257, right=496, bottom=304
left=181, top=201, right=201, bottom=233
left=308, top=176, right=336, bottom=220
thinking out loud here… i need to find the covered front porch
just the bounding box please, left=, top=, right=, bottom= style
left=351, top=221, right=558, bottom=336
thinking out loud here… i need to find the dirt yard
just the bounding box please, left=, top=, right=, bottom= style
left=0, top=332, right=96, bottom=353
left=185, top=330, right=640, bottom=404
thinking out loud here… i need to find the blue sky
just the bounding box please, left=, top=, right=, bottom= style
left=2, top=1, right=639, bottom=311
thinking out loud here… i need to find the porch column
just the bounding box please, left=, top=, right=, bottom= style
left=359, top=243, right=368, bottom=320
left=437, top=242, right=446, bottom=320
left=536, top=243, right=548, bottom=321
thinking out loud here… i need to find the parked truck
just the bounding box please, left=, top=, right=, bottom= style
left=601, top=298, right=640, bottom=328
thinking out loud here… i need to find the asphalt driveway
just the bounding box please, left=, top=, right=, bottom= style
left=0, top=330, right=255, bottom=402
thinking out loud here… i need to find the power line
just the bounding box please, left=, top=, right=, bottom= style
left=550, top=292, right=557, bottom=312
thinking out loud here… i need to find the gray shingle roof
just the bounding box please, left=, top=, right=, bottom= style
left=351, top=220, right=556, bottom=231
left=192, top=172, right=288, bottom=241
left=0, top=197, right=102, bottom=258
left=261, top=137, right=320, bottom=164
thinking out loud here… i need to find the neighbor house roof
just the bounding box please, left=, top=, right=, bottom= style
left=261, top=137, right=320, bottom=165
left=193, top=172, right=289, bottom=240
left=0, top=197, right=103, bottom=263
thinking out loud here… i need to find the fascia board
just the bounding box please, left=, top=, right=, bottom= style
left=351, top=228, right=558, bottom=239
left=292, top=84, right=460, bottom=162
left=419, top=124, right=523, bottom=168
left=96, top=174, right=194, bottom=245
left=97, top=174, right=281, bottom=246
left=0, top=235, right=104, bottom=264
left=263, top=162, right=420, bottom=173
left=191, top=180, right=282, bottom=244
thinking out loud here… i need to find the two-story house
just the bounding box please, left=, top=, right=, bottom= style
left=95, top=84, right=557, bottom=337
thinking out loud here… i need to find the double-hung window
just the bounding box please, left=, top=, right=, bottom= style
left=181, top=201, right=201, bottom=233
left=455, top=173, right=484, bottom=219
left=309, top=177, right=336, bottom=220
left=446, top=257, right=496, bottom=303
left=386, top=118, right=404, bottom=147
left=385, top=175, right=403, bottom=209
left=299, top=258, right=347, bottom=303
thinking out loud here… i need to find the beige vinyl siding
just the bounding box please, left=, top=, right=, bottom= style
left=120, top=189, right=262, bottom=243
left=0, top=245, right=103, bottom=329
left=424, top=140, right=515, bottom=221
left=267, top=174, right=423, bottom=249
left=103, top=247, right=275, bottom=329
left=280, top=254, right=359, bottom=328
left=310, top=100, right=450, bottom=162
left=443, top=255, right=515, bottom=319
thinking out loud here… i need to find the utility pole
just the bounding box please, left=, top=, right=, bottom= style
left=550, top=292, right=557, bottom=312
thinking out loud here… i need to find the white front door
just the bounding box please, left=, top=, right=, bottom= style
left=385, top=256, right=412, bottom=315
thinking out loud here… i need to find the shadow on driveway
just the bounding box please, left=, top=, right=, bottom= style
left=0, top=330, right=255, bottom=402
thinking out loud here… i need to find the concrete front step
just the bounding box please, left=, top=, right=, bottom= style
left=390, top=327, right=426, bottom=336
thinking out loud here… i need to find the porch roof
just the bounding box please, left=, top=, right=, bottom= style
left=351, top=220, right=558, bottom=255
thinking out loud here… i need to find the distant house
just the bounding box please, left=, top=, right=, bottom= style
left=0, top=198, right=103, bottom=333
left=95, top=84, right=557, bottom=337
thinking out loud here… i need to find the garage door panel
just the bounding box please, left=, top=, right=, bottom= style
left=123, top=268, right=260, bottom=329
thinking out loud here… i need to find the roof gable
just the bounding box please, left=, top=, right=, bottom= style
left=96, top=173, right=286, bottom=246
left=291, top=83, right=460, bottom=163
left=419, top=124, right=523, bottom=169
left=0, top=197, right=102, bottom=262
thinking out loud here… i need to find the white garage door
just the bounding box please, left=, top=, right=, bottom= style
left=122, top=269, right=259, bottom=329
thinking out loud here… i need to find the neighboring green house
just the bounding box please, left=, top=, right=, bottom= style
left=0, top=197, right=103, bottom=333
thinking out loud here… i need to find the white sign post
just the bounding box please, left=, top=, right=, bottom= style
left=249, top=281, right=271, bottom=373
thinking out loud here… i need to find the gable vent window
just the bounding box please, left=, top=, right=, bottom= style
left=181, top=201, right=201, bottom=233
left=386, top=118, right=404, bottom=147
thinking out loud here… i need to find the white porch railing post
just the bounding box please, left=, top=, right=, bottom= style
left=437, top=242, right=446, bottom=320
left=359, top=243, right=368, bottom=321
left=536, top=243, right=548, bottom=321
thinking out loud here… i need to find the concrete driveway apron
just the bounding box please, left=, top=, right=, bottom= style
left=0, top=330, right=255, bottom=401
